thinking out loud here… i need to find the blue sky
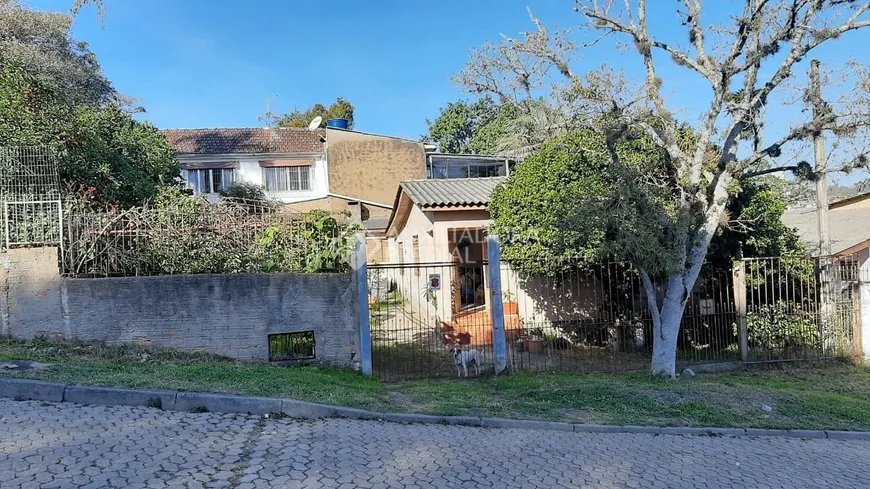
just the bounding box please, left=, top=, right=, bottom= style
left=32, top=0, right=579, bottom=139
left=29, top=0, right=870, bottom=181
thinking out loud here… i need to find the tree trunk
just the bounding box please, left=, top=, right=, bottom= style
left=641, top=175, right=731, bottom=377
left=649, top=286, right=689, bottom=377
left=643, top=235, right=714, bottom=377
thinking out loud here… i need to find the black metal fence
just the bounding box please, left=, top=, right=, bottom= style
left=367, top=255, right=862, bottom=381
left=742, top=256, right=860, bottom=363
left=500, top=260, right=740, bottom=375
left=369, top=262, right=484, bottom=381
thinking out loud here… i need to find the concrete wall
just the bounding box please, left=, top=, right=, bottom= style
left=859, top=248, right=870, bottom=361
left=326, top=128, right=426, bottom=207
left=282, top=196, right=392, bottom=220
left=0, top=248, right=358, bottom=367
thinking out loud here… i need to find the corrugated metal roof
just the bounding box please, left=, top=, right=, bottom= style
left=400, top=177, right=504, bottom=208
left=783, top=206, right=870, bottom=256
left=363, top=216, right=390, bottom=230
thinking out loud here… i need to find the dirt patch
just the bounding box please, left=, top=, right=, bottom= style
left=699, top=390, right=782, bottom=413
left=638, top=387, right=780, bottom=413
left=645, top=390, right=686, bottom=404
left=385, top=389, right=430, bottom=413
left=560, top=409, right=591, bottom=421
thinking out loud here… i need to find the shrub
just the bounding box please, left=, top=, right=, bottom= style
left=745, top=301, right=821, bottom=353
left=63, top=189, right=360, bottom=276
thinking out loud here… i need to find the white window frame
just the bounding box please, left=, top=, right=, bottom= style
left=262, top=166, right=313, bottom=193
left=186, top=168, right=236, bottom=195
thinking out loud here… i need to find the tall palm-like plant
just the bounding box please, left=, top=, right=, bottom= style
left=493, top=100, right=576, bottom=158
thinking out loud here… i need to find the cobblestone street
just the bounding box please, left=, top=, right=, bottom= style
left=1, top=398, right=869, bottom=488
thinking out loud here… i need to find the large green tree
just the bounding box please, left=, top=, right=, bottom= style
left=0, top=63, right=177, bottom=207
left=1, top=0, right=114, bottom=106
left=458, top=1, right=870, bottom=376
left=277, top=98, right=355, bottom=129
left=424, top=96, right=507, bottom=154
left=491, top=130, right=804, bottom=271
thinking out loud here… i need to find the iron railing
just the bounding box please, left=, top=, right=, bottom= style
left=368, top=255, right=862, bottom=381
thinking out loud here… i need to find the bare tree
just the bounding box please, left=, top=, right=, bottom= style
left=455, top=0, right=870, bottom=376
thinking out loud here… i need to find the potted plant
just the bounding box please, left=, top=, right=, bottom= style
left=522, top=326, right=546, bottom=354
left=502, top=290, right=519, bottom=315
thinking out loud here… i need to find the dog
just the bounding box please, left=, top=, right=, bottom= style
left=450, top=347, right=481, bottom=377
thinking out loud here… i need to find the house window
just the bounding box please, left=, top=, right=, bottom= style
left=412, top=235, right=420, bottom=276
left=427, top=156, right=508, bottom=179
left=263, top=166, right=311, bottom=192
left=268, top=331, right=315, bottom=362
left=186, top=168, right=236, bottom=194
left=398, top=241, right=404, bottom=275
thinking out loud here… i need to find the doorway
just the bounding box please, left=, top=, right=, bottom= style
left=449, top=229, right=486, bottom=312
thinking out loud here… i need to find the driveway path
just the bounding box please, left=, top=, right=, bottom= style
left=1, top=398, right=868, bottom=488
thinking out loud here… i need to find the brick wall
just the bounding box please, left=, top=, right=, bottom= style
left=0, top=248, right=359, bottom=367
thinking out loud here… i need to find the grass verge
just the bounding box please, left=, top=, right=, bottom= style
left=2, top=337, right=868, bottom=431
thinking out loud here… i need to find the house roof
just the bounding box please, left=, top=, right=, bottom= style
left=384, top=177, right=505, bottom=237
left=829, top=191, right=870, bottom=210
left=399, top=177, right=505, bottom=209
left=363, top=216, right=390, bottom=231
left=783, top=205, right=870, bottom=256
left=163, top=128, right=325, bottom=155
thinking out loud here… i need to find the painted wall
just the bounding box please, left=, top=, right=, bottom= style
left=0, top=248, right=359, bottom=367
left=859, top=248, right=870, bottom=361
left=180, top=154, right=328, bottom=204
left=282, top=197, right=392, bottom=220
left=326, top=129, right=426, bottom=207
left=384, top=205, right=606, bottom=333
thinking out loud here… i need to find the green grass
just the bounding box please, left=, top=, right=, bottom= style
left=391, top=366, right=870, bottom=430
left=2, top=337, right=869, bottom=430
left=0, top=338, right=391, bottom=411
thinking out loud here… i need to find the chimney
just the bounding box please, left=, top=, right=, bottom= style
left=347, top=201, right=362, bottom=224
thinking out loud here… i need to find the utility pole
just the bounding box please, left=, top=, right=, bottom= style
left=810, top=60, right=831, bottom=257
left=810, top=59, right=834, bottom=348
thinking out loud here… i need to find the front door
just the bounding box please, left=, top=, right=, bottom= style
left=449, top=229, right=486, bottom=312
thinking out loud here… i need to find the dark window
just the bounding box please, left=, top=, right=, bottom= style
left=427, top=156, right=509, bottom=179
left=268, top=331, right=315, bottom=361
left=187, top=168, right=236, bottom=194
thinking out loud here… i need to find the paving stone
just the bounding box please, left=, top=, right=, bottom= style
left=0, top=398, right=868, bottom=488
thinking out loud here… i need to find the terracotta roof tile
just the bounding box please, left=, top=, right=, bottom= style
left=162, top=128, right=325, bottom=155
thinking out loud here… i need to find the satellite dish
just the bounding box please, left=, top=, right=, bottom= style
left=308, top=116, right=323, bottom=131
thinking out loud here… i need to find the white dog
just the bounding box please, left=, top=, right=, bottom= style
left=450, top=347, right=481, bottom=377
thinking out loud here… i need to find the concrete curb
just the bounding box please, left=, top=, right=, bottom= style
left=2, top=378, right=870, bottom=441
left=175, top=392, right=281, bottom=415
left=0, top=378, right=65, bottom=402
left=64, top=385, right=177, bottom=410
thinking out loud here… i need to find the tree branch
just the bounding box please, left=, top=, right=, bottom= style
left=742, top=165, right=799, bottom=178
left=580, top=6, right=713, bottom=80
left=751, top=2, right=870, bottom=109
left=638, top=268, right=661, bottom=315
left=681, top=0, right=710, bottom=69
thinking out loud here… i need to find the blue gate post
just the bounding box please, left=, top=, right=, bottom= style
left=352, top=233, right=373, bottom=376
left=486, top=235, right=508, bottom=374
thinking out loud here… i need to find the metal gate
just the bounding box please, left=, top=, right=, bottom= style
left=0, top=147, right=63, bottom=252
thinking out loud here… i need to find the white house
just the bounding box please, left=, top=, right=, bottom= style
left=163, top=127, right=329, bottom=204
